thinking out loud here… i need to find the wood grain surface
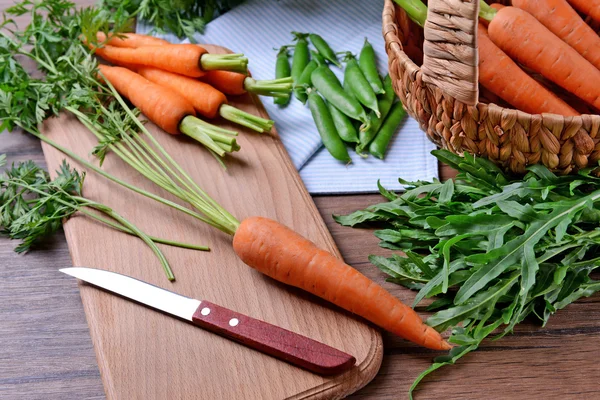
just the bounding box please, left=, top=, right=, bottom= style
left=3, top=1, right=600, bottom=399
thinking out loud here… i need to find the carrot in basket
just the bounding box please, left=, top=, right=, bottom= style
left=478, top=23, right=579, bottom=116
left=480, top=4, right=600, bottom=111
left=512, top=0, right=600, bottom=71
left=96, top=32, right=169, bottom=48
left=567, top=0, right=600, bottom=24
left=92, top=43, right=248, bottom=78
left=97, top=65, right=240, bottom=156
left=393, top=0, right=578, bottom=115
left=232, top=216, right=452, bottom=351
left=136, top=67, right=274, bottom=132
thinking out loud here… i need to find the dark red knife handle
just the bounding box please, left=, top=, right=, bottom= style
left=192, top=301, right=356, bottom=375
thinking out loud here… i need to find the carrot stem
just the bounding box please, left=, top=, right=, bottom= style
left=219, top=104, right=274, bottom=133
left=201, top=53, right=248, bottom=74
left=78, top=208, right=210, bottom=251
left=479, top=0, right=498, bottom=21
left=243, top=77, right=294, bottom=97
left=179, top=116, right=228, bottom=156
left=392, top=0, right=428, bottom=27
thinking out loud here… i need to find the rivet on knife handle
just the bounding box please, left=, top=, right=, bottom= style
left=192, top=301, right=356, bottom=375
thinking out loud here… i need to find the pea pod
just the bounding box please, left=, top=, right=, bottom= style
left=311, top=50, right=327, bottom=66
left=274, top=47, right=291, bottom=106
left=359, top=38, right=385, bottom=95
left=357, top=75, right=396, bottom=153
left=307, top=33, right=341, bottom=67
left=291, top=34, right=310, bottom=82
left=344, top=53, right=380, bottom=117
left=295, top=59, right=319, bottom=104
left=327, top=102, right=359, bottom=143
left=307, top=90, right=351, bottom=162
left=311, top=65, right=369, bottom=127
left=369, top=101, right=406, bottom=159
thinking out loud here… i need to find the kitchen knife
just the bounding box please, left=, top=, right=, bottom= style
left=60, top=267, right=356, bottom=375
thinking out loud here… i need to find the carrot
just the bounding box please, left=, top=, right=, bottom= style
left=136, top=67, right=274, bottom=132
left=479, top=3, right=504, bottom=27
left=200, top=69, right=294, bottom=98
left=512, top=0, right=600, bottom=71
left=232, top=216, right=452, bottom=351
left=567, top=0, right=600, bottom=24
left=96, top=32, right=169, bottom=48
left=92, top=44, right=248, bottom=78
left=478, top=23, right=579, bottom=116
left=484, top=6, right=600, bottom=111
left=97, top=65, right=240, bottom=156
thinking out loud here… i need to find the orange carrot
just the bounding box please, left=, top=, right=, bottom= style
left=512, top=0, right=600, bottom=71
left=136, top=67, right=274, bottom=132
left=92, top=44, right=248, bottom=78
left=480, top=3, right=504, bottom=27
left=90, top=35, right=292, bottom=98
left=567, top=0, right=600, bottom=24
left=232, top=216, right=452, bottom=351
left=96, top=32, right=169, bottom=48
left=97, top=65, right=240, bottom=155
left=203, top=70, right=247, bottom=95
left=98, top=64, right=194, bottom=134
left=139, top=67, right=226, bottom=118
left=200, top=69, right=294, bottom=98
left=478, top=23, right=579, bottom=116
left=486, top=6, right=600, bottom=111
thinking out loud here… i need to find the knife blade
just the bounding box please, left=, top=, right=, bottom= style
left=60, top=267, right=356, bottom=375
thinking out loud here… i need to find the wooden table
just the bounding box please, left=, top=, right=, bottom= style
left=2, top=2, right=600, bottom=399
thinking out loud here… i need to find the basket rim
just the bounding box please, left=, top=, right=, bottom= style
left=382, top=0, right=600, bottom=122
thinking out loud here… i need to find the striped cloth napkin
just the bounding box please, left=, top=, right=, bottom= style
left=137, top=0, right=438, bottom=194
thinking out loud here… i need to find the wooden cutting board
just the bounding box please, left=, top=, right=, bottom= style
left=40, top=45, right=383, bottom=399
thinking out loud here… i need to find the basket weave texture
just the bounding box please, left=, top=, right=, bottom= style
left=383, top=0, right=600, bottom=174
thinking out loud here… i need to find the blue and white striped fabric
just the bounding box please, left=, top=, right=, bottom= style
left=137, top=0, right=438, bottom=194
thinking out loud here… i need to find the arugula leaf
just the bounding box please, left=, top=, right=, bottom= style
left=337, top=150, right=600, bottom=396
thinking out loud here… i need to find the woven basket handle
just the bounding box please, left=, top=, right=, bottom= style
left=421, top=0, right=480, bottom=106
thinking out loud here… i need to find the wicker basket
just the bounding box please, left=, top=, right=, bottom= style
left=382, top=0, right=600, bottom=174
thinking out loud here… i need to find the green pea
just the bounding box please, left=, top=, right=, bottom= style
left=291, top=35, right=310, bottom=83
left=310, top=50, right=327, bottom=66
left=307, top=91, right=351, bottom=162
left=344, top=54, right=380, bottom=117
left=274, top=47, right=291, bottom=106
left=357, top=75, right=396, bottom=154
left=311, top=65, right=368, bottom=126
left=359, top=38, right=385, bottom=95
left=308, top=33, right=341, bottom=67
left=294, top=59, right=318, bottom=104
left=369, top=101, right=406, bottom=159
left=327, top=102, right=359, bottom=143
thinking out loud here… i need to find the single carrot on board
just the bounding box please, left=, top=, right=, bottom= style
left=97, top=65, right=240, bottom=157
left=92, top=43, right=248, bottom=78
left=512, top=0, right=600, bottom=71
left=478, top=23, right=579, bottom=116
left=481, top=5, right=600, bottom=111
left=567, top=0, right=600, bottom=24
left=136, top=67, right=274, bottom=132
left=96, top=32, right=169, bottom=48
left=232, top=217, right=452, bottom=351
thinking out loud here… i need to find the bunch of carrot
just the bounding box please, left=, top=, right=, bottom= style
left=274, top=33, right=407, bottom=161
left=89, top=33, right=295, bottom=162
left=395, top=0, right=600, bottom=117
